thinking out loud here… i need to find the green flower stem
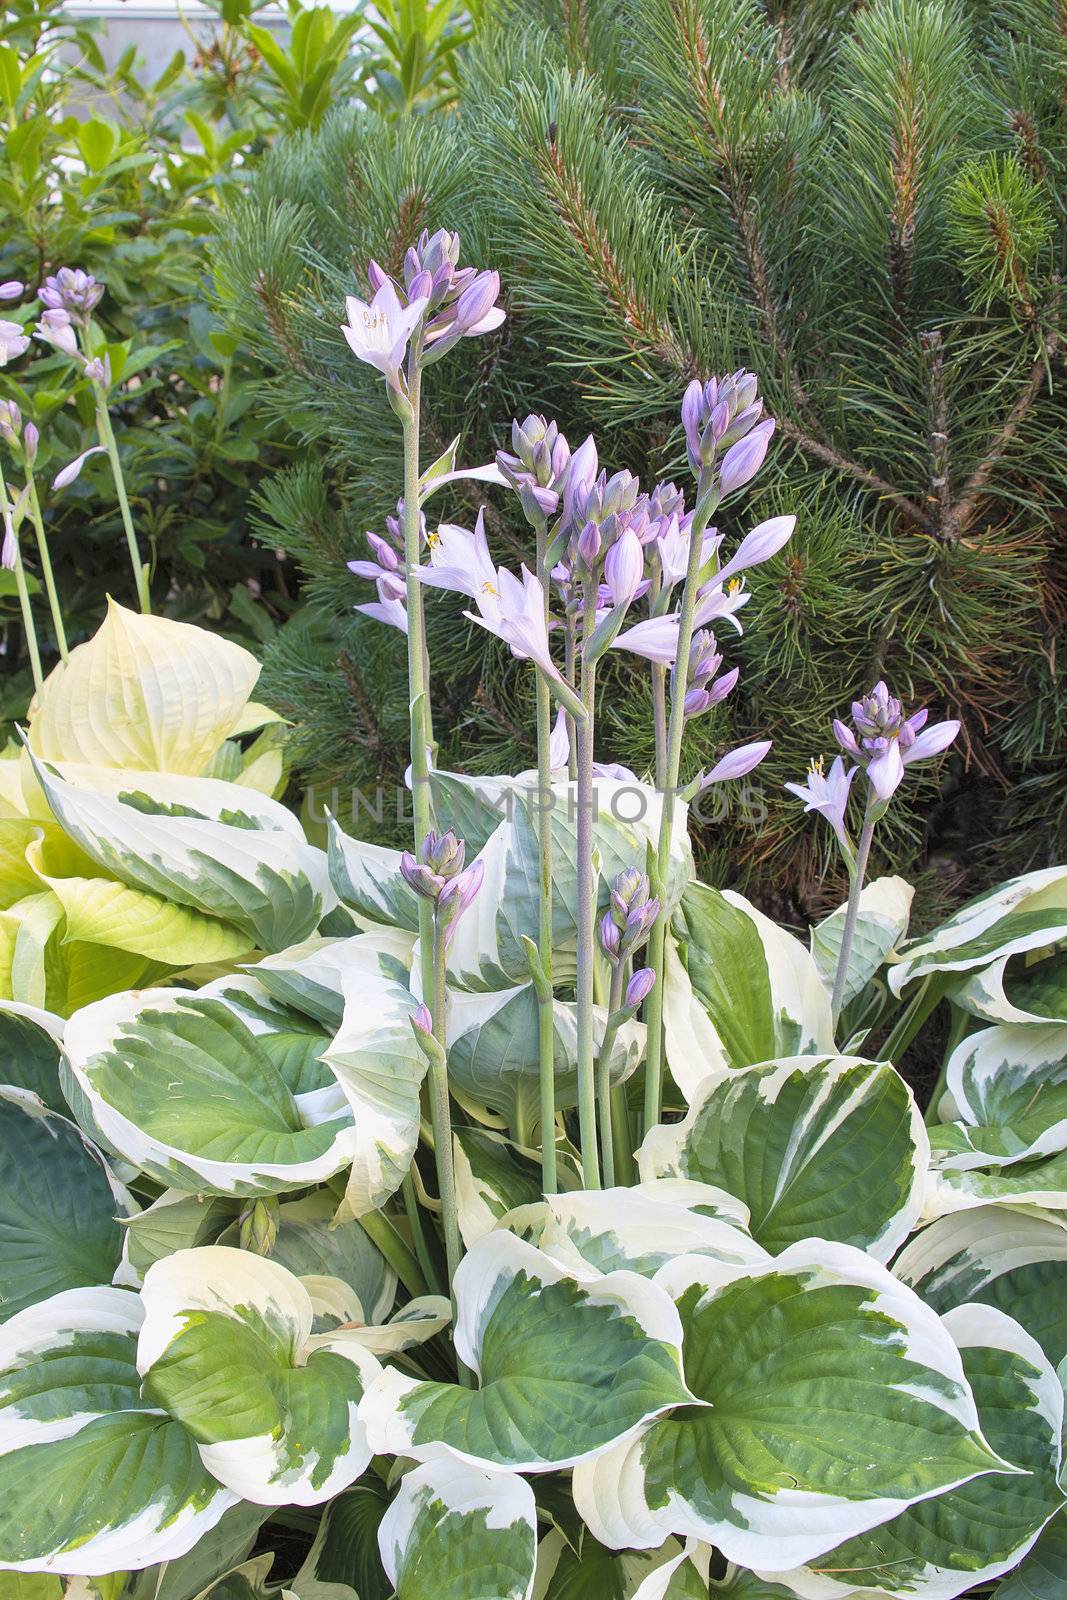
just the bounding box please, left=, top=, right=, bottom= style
left=610, top=1081, right=634, bottom=1186
left=830, top=805, right=877, bottom=1022
left=651, top=664, right=668, bottom=786
left=401, top=356, right=436, bottom=1007
left=564, top=614, right=578, bottom=780
left=0, top=462, right=43, bottom=694
left=535, top=524, right=557, bottom=1193
left=94, top=394, right=151, bottom=614
left=430, top=908, right=469, bottom=1384
left=357, top=1206, right=430, bottom=1299
left=596, top=963, right=626, bottom=1189
left=922, top=996, right=972, bottom=1127
left=25, top=474, right=67, bottom=662
left=401, top=1173, right=441, bottom=1294
left=642, top=472, right=717, bottom=1137
left=575, top=586, right=600, bottom=1189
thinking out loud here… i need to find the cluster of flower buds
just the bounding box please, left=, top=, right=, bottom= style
left=496, top=414, right=572, bottom=522
left=349, top=502, right=421, bottom=634
left=0, top=401, right=38, bottom=464
left=683, top=630, right=739, bottom=718
left=400, top=828, right=485, bottom=948
left=833, top=680, right=959, bottom=804
left=39, top=268, right=103, bottom=320
left=396, top=230, right=504, bottom=363
left=681, top=368, right=775, bottom=493
left=598, top=868, right=660, bottom=964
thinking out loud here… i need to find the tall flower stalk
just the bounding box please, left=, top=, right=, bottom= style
left=0, top=463, right=43, bottom=695
left=574, top=581, right=600, bottom=1187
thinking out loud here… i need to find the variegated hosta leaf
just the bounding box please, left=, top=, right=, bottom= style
left=378, top=1459, right=537, bottom=1600
left=0, top=1089, right=130, bottom=1319
left=669, top=885, right=834, bottom=1096
left=810, top=877, right=914, bottom=1008
left=953, top=948, right=1067, bottom=1027
left=639, top=1055, right=927, bottom=1260
left=138, top=1246, right=381, bottom=1505
left=572, top=1242, right=1006, bottom=1571
left=931, top=1023, right=1067, bottom=1169
left=888, top=868, right=1067, bottom=996
left=0, top=1001, right=65, bottom=1112
left=63, top=988, right=357, bottom=1196
left=532, top=1528, right=702, bottom=1600
left=454, top=1128, right=545, bottom=1249
left=923, top=1151, right=1067, bottom=1219
left=446, top=982, right=644, bottom=1130
left=710, top=1570, right=807, bottom=1598
left=29, top=755, right=330, bottom=953
left=994, top=1511, right=1067, bottom=1598
left=122, top=1503, right=274, bottom=1600
left=123, top=1191, right=241, bottom=1277
left=360, top=1229, right=691, bottom=1471
left=773, top=1304, right=1065, bottom=1598
left=894, top=1206, right=1067, bottom=1369
left=537, top=1181, right=762, bottom=1279
left=631, top=1542, right=712, bottom=1600
left=0, top=1286, right=235, bottom=1572
left=247, top=930, right=415, bottom=1030
left=327, top=820, right=420, bottom=933
left=220, top=1192, right=396, bottom=1326
left=0, top=888, right=160, bottom=1015
left=290, top=1476, right=392, bottom=1600
left=27, top=600, right=261, bottom=776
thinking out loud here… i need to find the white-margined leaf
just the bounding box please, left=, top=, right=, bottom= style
left=123, top=1190, right=242, bottom=1278
left=631, top=1541, right=712, bottom=1599
left=930, top=1024, right=1067, bottom=1169
left=327, top=820, right=421, bottom=933
left=532, top=1528, right=701, bottom=1599
left=246, top=929, right=415, bottom=1030
left=993, top=1511, right=1067, bottom=1598
left=810, top=877, right=914, bottom=1007
left=639, top=1055, right=927, bottom=1260
left=138, top=1246, right=381, bottom=1505
left=888, top=869, right=1067, bottom=996
left=0, top=1089, right=130, bottom=1318
left=0, top=1286, right=235, bottom=1572
left=772, top=1304, right=1065, bottom=1598
left=537, top=1181, right=761, bottom=1279
left=924, top=1151, right=1067, bottom=1219
left=572, top=1242, right=1008, bottom=1571
left=290, top=1476, right=392, bottom=1600
left=125, top=1502, right=273, bottom=1600
left=378, top=1458, right=537, bottom=1600
left=360, top=1229, right=691, bottom=1472
left=894, top=1205, right=1067, bottom=1369
left=454, top=1128, right=545, bottom=1249
left=953, top=948, right=1067, bottom=1027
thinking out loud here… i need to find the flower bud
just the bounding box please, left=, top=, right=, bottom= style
left=239, top=1196, right=279, bottom=1257
left=625, top=967, right=656, bottom=1008
left=718, top=419, right=775, bottom=495
left=598, top=910, right=622, bottom=959
left=423, top=828, right=465, bottom=880
left=23, top=422, right=38, bottom=464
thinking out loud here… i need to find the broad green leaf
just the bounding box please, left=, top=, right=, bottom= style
left=631, top=1543, right=712, bottom=1599
left=0, top=1287, right=234, bottom=1572
left=247, top=929, right=414, bottom=1029
left=290, top=1477, right=391, bottom=1600
left=64, top=988, right=357, bottom=1196
left=572, top=1243, right=1008, bottom=1570
left=28, top=600, right=260, bottom=776
left=378, top=1458, right=537, bottom=1600
left=123, top=1191, right=242, bottom=1278
left=710, top=1570, right=802, bottom=1598
left=532, top=1528, right=698, bottom=1600
left=933, top=1024, right=1067, bottom=1167
left=894, top=1206, right=1067, bottom=1368
left=953, top=948, right=1067, bottom=1027
left=776, top=1304, right=1065, bottom=1597
left=0, top=1091, right=129, bottom=1319
left=639, top=1055, right=927, bottom=1260
left=139, top=1246, right=381, bottom=1505
left=995, top=1511, right=1067, bottom=1598
left=889, top=869, right=1067, bottom=995
left=454, top=1128, right=545, bottom=1249
left=0, top=1003, right=64, bottom=1112
left=537, top=1181, right=761, bottom=1279
left=810, top=876, right=914, bottom=1007
left=127, top=1504, right=273, bottom=1600
left=360, top=1230, right=690, bottom=1471
left=672, top=885, right=834, bottom=1093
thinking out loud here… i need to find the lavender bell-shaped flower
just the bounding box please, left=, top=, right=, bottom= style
left=496, top=414, right=572, bottom=521
left=0, top=281, right=23, bottom=302
left=599, top=869, right=660, bottom=963
left=834, top=680, right=960, bottom=803
left=0, top=320, right=30, bottom=366
left=785, top=755, right=856, bottom=853
left=625, top=967, right=656, bottom=1008
left=681, top=368, right=766, bottom=477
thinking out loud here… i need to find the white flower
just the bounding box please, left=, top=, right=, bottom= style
left=341, top=281, right=428, bottom=391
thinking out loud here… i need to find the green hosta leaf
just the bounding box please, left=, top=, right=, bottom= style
left=378, top=1459, right=537, bottom=1600
left=953, top=948, right=1067, bottom=1027
left=537, top=1181, right=761, bottom=1279
left=639, top=1055, right=927, bottom=1260
left=27, top=600, right=260, bottom=776
left=0, top=889, right=158, bottom=1016
left=710, top=1570, right=802, bottom=1598
left=776, top=1304, right=1065, bottom=1597
left=219, top=1191, right=396, bottom=1324
left=360, top=1230, right=691, bottom=1471
left=0, top=1002, right=64, bottom=1112
left=0, top=1091, right=129, bottom=1320
left=810, top=876, right=914, bottom=1007
left=291, top=1477, right=392, bottom=1600
left=573, top=1243, right=1007, bottom=1571
left=889, top=869, right=1067, bottom=996
left=454, top=1128, right=545, bottom=1248
left=0, top=1286, right=234, bottom=1572
left=935, top=1023, right=1067, bottom=1168
left=532, top=1528, right=701, bottom=1599
left=631, top=1543, right=712, bottom=1599
left=671, top=885, right=834, bottom=1095
left=138, top=1246, right=381, bottom=1505
left=327, top=821, right=420, bottom=932
left=247, top=929, right=415, bottom=1030
left=894, top=1206, right=1067, bottom=1368
left=995, top=1511, right=1067, bottom=1597
left=126, top=1504, right=275, bottom=1600
left=123, top=1191, right=242, bottom=1278
left=30, top=756, right=330, bottom=953
left=64, top=988, right=357, bottom=1197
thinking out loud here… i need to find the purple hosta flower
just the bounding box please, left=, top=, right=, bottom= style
left=39, top=267, right=103, bottom=319
left=785, top=756, right=855, bottom=851
left=683, top=630, right=739, bottom=718
left=355, top=578, right=407, bottom=634
left=714, top=515, right=795, bottom=587
left=656, top=513, right=720, bottom=589
left=342, top=279, right=429, bottom=393
left=549, top=706, right=570, bottom=771
left=601, top=869, right=660, bottom=962
left=385, top=229, right=503, bottom=361
left=691, top=579, right=750, bottom=635
left=401, top=828, right=467, bottom=900
left=699, top=739, right=772, bottom=787
left=410, top=1002, right=434, bottom=1037
left=0, top=320, right=30, bottom=365
left=718, top=419, right=776, bottom=496
left=415, top=510, right=497, bottom=608
left=348, top=527, right=402, bottom=585
left=1, top=509, right=16, bottom=571
left=496, top=414, right=572, bottom=520
left=465, top=565, right=560, bottom=680
left=0, top=282, right=23, bottom=302
left=611, top=612, right=684, bottom=666
left=560, top=434, right=599, bottom=535
left=0, top=400, right=20, bottom=445
left=52, top=444, right=106, bottom=490
left=438, top=857, right=485, bottom=948
left=834, top=680, right=960, bottom=802
left=34, top=307, right=79, bottom=358
left=681, top=369, right=764, bottom=476
left=625, top=967, right=656, bottom=1008
left=83, top=354, right=111, bottom=387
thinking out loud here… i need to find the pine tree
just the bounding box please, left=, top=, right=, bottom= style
left=212, top=0, right=1067, bottom=920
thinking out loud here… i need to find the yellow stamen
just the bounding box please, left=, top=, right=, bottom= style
left=482, top=580, right=499, bottom=597
left=809, top=755, right=825, bottom=777
left=426, top=529, right=440, bottom=548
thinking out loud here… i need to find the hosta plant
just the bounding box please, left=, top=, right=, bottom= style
left=2, top=234, right=1066, bottom=1600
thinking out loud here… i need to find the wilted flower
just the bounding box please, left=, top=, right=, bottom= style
left=0, top=320, right=30, bottom=365
left=834, top=681, right=959, bottom=802
left=342, top=279, right=428, bottom=393
left=785, top=756, right=856, bottom=852
left=39, top=267, right=103, bottom=319
left=83, top=354, right=111, bottom=387
left=0, top=400, right=21, bottom=444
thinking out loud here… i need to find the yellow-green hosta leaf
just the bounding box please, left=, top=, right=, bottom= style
left=32, top=869, right=251, bottom=967
left=0, top=818, right=39, bottom=908
left=889, top=869, right=1067, bottom=996
left=360, top=1230, right=691, bottom=1472
left=774, top=1305, right=1065, bottom=1598
left=0, top=890, right=158, bottom=1015
left=670, top=884, right=834, bottom=1095
left=894, top=1206, right=1067, bottom=1369
left=28, top=600, right=260, bottom=776
left=0, top=1090, right=130, bottom=1319
left=535, top=1181, right=762, bottom=1279
left=639, top=1055, right=927, bottom=1260
left=810, top=876, right=914, bottom=1008
left=953, top=948, right=1067, bottom=1027
left=138, top=1247, right=381, bottom=1505
left=0, top=1287, right=235, bottom=1573
left=572, top=1243, right=1008, bottom=1572
left=933, top=1023, right=1067, bottom=1169
left=378, top=1459, right=537, bottom=1600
